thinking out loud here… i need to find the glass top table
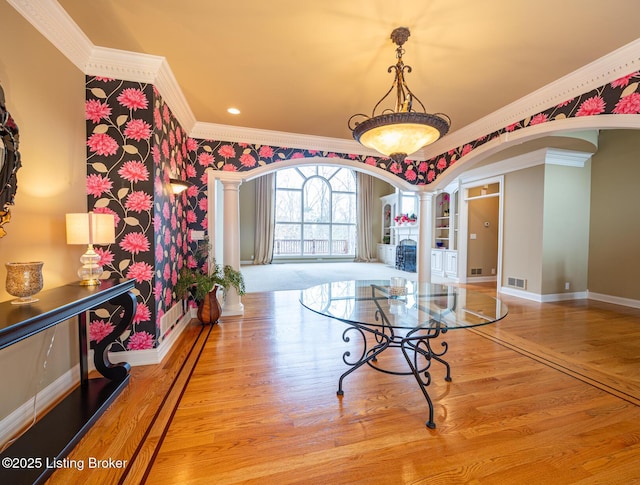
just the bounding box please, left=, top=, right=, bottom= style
left=300, top=279, right=508, bottom=428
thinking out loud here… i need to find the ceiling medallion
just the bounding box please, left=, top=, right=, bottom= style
left=349, top=27, right=450, bottom=163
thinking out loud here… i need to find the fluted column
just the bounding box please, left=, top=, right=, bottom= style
left=418, top=192, right=434, bottom=282
left=220, top=178, right=244, bottom=315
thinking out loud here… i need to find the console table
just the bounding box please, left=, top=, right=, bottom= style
left=0, top=278, right=136, bottom=485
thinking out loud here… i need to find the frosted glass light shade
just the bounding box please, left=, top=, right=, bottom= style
left=66, top=212, right=115, bottom=245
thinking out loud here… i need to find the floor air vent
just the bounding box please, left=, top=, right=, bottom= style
left=507, top=277, right=527, bottom=290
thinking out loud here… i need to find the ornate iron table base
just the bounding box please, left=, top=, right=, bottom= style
left=338, top=318, right=450, bottom=429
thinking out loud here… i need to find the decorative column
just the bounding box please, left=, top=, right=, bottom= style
left=220, top=178, right=244, bottom=315
left=417, top=192, right=434, bottom=282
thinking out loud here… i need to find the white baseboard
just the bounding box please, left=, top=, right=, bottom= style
left=0, top=365, right=80, bottom=450
left=587, top=292, right=640, bottom=309
left=499, top=286, right=588, bottom=302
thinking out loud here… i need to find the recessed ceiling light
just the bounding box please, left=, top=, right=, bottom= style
left=227, top=108, right=240, bottom=115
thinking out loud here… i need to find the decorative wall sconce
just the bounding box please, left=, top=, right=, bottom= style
left=65, top=211, right=115, bottom=286
left=169, top=178, right=191, bottom=194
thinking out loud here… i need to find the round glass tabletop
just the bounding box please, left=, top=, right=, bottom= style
left=300, top=279, right=508, bottom=331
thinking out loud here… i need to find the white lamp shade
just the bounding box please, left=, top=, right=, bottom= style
left=66, top=212, right=115, bottom=245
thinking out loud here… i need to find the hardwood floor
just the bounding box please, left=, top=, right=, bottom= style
left=46, top=287, right=640, bottom=484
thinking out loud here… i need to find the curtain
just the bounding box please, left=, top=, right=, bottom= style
left=355, top=171, right=374, bottom=262
left=253, top=173, right=275, bottom=264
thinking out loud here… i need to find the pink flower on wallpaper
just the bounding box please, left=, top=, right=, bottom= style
left=186, top=164, right=196, bottom=178
left=169, top=131, right=176, bottom=147
left=95, top=76, right=115, bottom=82
left=133, top=303, right=151, bottom=324
left=436, top=157, right=447, bottom=170
left=186, top=255, right=197, bottom=269
left=127, top=331, right=154, bottom=350
left=290, top=152, right=304, bottom=159
left=575, top=96, right=606, bottom=116
left=162, top=139, right=170, bottom=158
left=164, top=287, right=172, bottom=307
left=163, top=202, right=170, bottom=220
left=126, top=262, right=154, bottom=282
left=427, top=170, right=436, bottom=182
left=118, top=160, right=149, bottom=183
left=89, top=320, right=114, bottom=343
left=418, top=162, right=428, bottom=173
left=461, top=144, right=473, bottom=156
left=152, top=145, right=161, bottom=164
left=124, top=119, right=152, bottom=141
left=163, top=104, right=170, bottom=123
left=259, top=145, right=274, bottom=158
left=364, top=157, right=377, bottom=166
left=187, top=138, right=198, bottom=151
left=154, top=107, right=162, bottom=129
left=86, top=174, right=113, bottom=197
left=171, top=213, right=178, bottom=230
left=503, top=122, right=519, bottom=132
left=155, top=243, right=164, bottom=261
left=239, top=153, right=257, bottom=168
left=186, top=185, right=198, bottom=198
left=612, top=92, right=640, bottom=114
left=390, top=163, right=402, bottom=174
left=611, top=72, right=638, bottom=88
left=186, top=210, right=197, bottom=223
left=120, top=232, right=150, bottom=254
left=93, top=206, right=120, bottom=226
left=125, top=191, right=153, bottom=212
left=163, top=263, right=171, bottom=281
left=218, top=145, right=236, bottom=158
left=164, top=228, right=172, bottom=245
left=404, top=168, right=417, bottom=181
left=87, top=133, right=119, bottom=156
left=85, top=99, right=112, bottom=123
left=95, top=247, right=115, bottom=267
left=529, top=113, right=549, bottom=126
left=198, top=197, right=208, bottom=211
left=198, top=152, right=214, bottom=167
left=117, top=88, right=149, bottom=111
left=201, top=217, right=209, bottom=230
left=222, top=164, right=237, bottom=172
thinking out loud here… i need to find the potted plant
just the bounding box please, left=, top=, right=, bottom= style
left=175, top=239, right=245, bottom=325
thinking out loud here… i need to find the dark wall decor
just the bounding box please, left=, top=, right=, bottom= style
left=0, top=82, right=22, bottom=238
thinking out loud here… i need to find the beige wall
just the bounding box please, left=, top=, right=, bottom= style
left=588, top=130, right=640, bottom=299
left=502, top=165, right=545, bottom=293
left=541, top=162, right=591, bottom=294
left=0, top=2, right=87, bottom=420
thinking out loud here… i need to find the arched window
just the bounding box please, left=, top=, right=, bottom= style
left=274, top=166, right=356, bottom=258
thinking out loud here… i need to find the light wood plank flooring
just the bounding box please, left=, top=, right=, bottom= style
left=47, top=286, right=640, bottom=484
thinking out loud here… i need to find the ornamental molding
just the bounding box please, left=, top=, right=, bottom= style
left=9, top=0, right=640, bottom=160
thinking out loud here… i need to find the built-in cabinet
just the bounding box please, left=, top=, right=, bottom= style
left=378, top=191, right=418, bottom=267
left=432, top=190, right=459, bottom=279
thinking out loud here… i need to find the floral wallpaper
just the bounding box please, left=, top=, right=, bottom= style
left=82, top=68, right=640, bottom=353
left=84, top=77, right=195, bottom=351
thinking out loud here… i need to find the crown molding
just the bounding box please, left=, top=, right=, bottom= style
left=423, top=38, right=640, bottom=160
left=8, top=0, right=92, bottom=71
left=191, top=121, right=372, bottom=155
left=10, top=1, right=640, bottom=160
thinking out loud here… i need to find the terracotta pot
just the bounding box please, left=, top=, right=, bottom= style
left=197, top=285, right=221, bottom=325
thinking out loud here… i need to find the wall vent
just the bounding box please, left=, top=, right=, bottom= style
left=507, top=277, right=527, bottom=290
left=470, top=268, right=483, bottom=275
left=160, top=301, right=185, bottom=341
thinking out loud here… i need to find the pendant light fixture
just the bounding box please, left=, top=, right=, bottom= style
left=348, top=27, right=451, bottom=163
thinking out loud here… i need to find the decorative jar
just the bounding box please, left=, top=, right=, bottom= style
left=5, top=261, right=44, bottom=305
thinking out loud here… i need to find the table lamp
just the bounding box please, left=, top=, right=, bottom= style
left=66, top=211, right=115, bottom=285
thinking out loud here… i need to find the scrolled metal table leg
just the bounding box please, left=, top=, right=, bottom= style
left=93, top=290, right=137, bottom=380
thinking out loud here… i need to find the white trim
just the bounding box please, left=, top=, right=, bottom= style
left=0, top=364, right=80, bottom=448
left=500, top=286, right=589, bottom=302
left=588, top=291, right=640, bottom=309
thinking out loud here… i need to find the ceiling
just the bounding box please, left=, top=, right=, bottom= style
left=56, top=0, right=640, bottom=145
